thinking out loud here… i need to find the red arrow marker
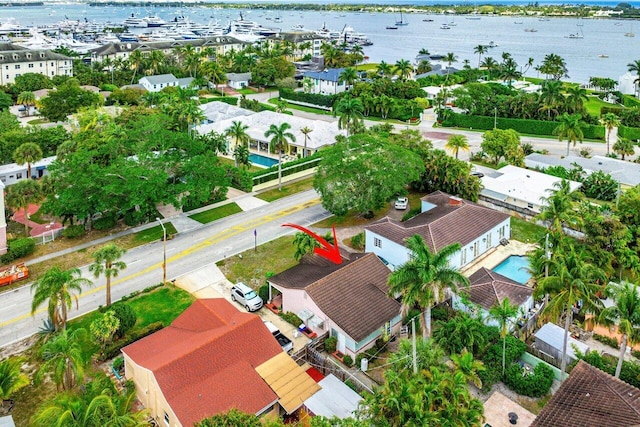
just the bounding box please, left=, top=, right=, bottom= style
left=282, top=223, right=343, bottom=265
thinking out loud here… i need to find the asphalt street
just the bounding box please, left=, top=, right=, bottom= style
left=0, top=190, right=330, bottom=348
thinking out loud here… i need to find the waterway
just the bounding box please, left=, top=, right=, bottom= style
left=2, top=3, right=640, bottom=83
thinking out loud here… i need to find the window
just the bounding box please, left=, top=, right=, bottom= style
left=28, top=63, right=33, bottom=68
left=486, top=233, right=492, bottom=247
left=4, top=66, right=7, bottom=70
left=16, top=173, right=22, bottom=179
left=50, top=62, right=54, bottom=66
left=527, top=203, right=534, bottom=209
left=164, top=412, right=169, bottom=426
left=0, top=176, right=6, bottom=183
left=39, top=62, right=43, bottom=67
left=473, top=241, right=479, bottom=257
left=14, top=64, right=20, bottom=70
left=461, top=248, right=467, bottom=265
left=374, top=237, right=382, bottom=248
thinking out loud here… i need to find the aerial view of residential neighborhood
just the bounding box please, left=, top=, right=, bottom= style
left=2, top=0, right=640, bottom=425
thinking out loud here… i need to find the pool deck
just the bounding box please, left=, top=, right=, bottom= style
left=461, top=240, right=536, bottom=280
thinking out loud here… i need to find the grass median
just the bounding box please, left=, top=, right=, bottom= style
left=189, top=202, right=243, bottom=224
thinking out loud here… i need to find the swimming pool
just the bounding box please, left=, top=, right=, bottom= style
left=249, top=153, right=279, bottom=168
left=492, top=255, right=532, bottom=285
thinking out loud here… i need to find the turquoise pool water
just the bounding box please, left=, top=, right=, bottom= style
left=492, top=255, right=532, bottom=284
left=249, top=153, right=279, bottom=168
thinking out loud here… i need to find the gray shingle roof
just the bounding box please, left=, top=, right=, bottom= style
left=0, top=49, right=72, bottom=64
left=304, top=68, right=345, bottom=83
left=140, top=73, right=177, bottom=85
left=464, top=267, right=532, bottom=310
left=532, top=360, right=640, bottom=427
left=90, top=36, right=247, bottom=57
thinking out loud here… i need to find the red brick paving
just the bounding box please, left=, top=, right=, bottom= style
left=12, top=204, right=63, bottom=237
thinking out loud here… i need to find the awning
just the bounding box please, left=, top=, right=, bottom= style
left=297, top=308, right=315, bottom=323
left=304, top=374, right=362, bottom=418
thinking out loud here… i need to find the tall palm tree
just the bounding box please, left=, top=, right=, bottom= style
left=488, top=297, right=519, bottom=376
left=31, top=267, right=92, bottom=331
left=5, top=179, right=42, bottom=235
left=598, top=281, right=640, bottom=378
left=375, top=94, right=394, bottom=119
left=128, top=50, right=144, bottom=84
left=554, top=113, right=586, bottom=157
left=473, top=44, right=486, bottom=68
left=17, top=91, right=36, bottom=117
left=339, top=67, right=359, bottom=89
left=388, top=235, right=469, bottom=339
left=350, top=44, right=364, bottom=69
left=444, top=52, right=458, bottom=74
left=376, top=60, right=393, bottom=78
left=225, top=120, right=250, bottom=166
left=300, top=126, right=312, bottom=158
left=601, top=112, right=620, bottom=155
left=533, top=245, right=605, bottom=379
left=537, top=179, right=582, bottom=234
left=394, top=59, right=413, bottom=80
left=37, top=328, right=89, bottom=391
left=450, top=349, right=485, bottom=389
left=539, top=79, right=564, bottom=120
left=0, top=356, right=29, bottom=401
left=480, top=57, right=498, bottom=79
left=334, top=97, right=364, bottom=136
left=264, top=122, right=296, bottom=191
left=445, top=134, right=469, bottom=159
left=627, top=59, right=640, bottom=86
left=89, top=244, right=127, bottom=307
left=565, top=85, right=589, bottom=114
left=613, top=137, right=635, bottom=160
left=13, top=142, right=43, bottom=180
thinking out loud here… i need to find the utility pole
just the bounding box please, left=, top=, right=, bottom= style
left=412, top=317, right=417, bottom=374
left=494, top=107, right=498, bottom=129
left=156, top=218, right=167, bottom=285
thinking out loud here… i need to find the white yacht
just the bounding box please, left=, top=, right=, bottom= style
left=143, top=15, right=167, bottom=28
left=123, top=13, right=146, bottom=28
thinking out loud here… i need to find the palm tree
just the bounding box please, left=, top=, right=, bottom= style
left=539, top=80, right=564, bottom=120
left=480, top=57, right=499, bottom=79
left=394, top=59, right=413, bottom=80
left=388, top=235, right=469, bottom=339
left=37, top=328, right=89, bottom=391
left=17, top=91, right=36, bottom=117
left=601, top=113, right=620, bottom=155
left=31, top=267, right=92, bottom=331
left=565, top=85, right=588, bottom=114
left=225, top=120, right=250, bottom=166
left=292, top=231, right=334, bottom=261
left=334, top=98, right=364, bottom=136
left=416, top=60, right=432, bottom=74
left=300, top=126, right=312, bottom=158
left=375, top=94, right=394, bottom=120
left=89, top=244, right=127, bottom=307
left=5, top=179, right=42, bottom=235
left=338, top=67, right=359, bottom=89
left=554, top=113, right=586, bottom=157
left=376, top=60, right=393, bottom=78
left=473, top=44, right=486, bottom=68
left=627, top=59, right=640, bottom=86
left=533, top=245, right=605, bottom=379
left=13, top=142, right=43, bottom=179
left=450, top=349, right=485, bottom=389
left=488, top=297, right=519, bottom=376
left=128, top=50, right=144, bottom=84
left=445, top=134, right=469, bottom=159
left=444, top=52, right=458, bottom=74
left=387, top=337, right=445, bottom=372
left=0, top=356, right=29, bottom=401
left=537, top=179, right=582, bottom=234
left=598, top=281, right=640, bottom=378
left=613, top=137, right=635, bottom=160
left=264, top=122, right=296, bottom=191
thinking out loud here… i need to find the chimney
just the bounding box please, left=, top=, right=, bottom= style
left=449, top=196, right=463, bottom=206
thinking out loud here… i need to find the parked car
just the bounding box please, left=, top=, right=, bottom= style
left=231, top=282, right=263, bottom=312
left=471, top=171, right=484, bottom=178
left=394, top=197, right=409, bottom=210
left=264, top=321, right=293, bottom=353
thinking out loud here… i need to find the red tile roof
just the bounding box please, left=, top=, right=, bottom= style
left=122, top=299, right=282, bottom=426
left=465, top=267, right=532, bottom=310
left=365, top=191, right=510, bottom=253
left=532, top=360, right=640, bottom=427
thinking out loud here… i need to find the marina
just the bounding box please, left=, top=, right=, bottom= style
left=1, top=4, right=640, bottom=82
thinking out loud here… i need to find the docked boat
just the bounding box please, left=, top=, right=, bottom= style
left=386, top=26, right=398, bottom=30
left=230, top=12, right=280, bottom=37
left=524, top=28, right=538, bottom=32
left=119, top=32, right=139, bottom=42
left=395, top=11, right=409, bottom=26
left=440, top=23, right=451, bottom=30
left=143, top=15, right=167, bottom=28
left=123, top=13, right=146, bottom=28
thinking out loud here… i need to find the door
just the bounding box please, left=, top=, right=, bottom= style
left=336, top=332, right=346, bottom=354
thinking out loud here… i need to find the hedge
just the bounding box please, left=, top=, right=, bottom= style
left=200, top=96, right=238, bottom=106
left=442, top=112, right=605, bottom=140
left=1, top=238, right=36, bottom=264
left=97, top=321, right=164, bottom=362
left=504, top=362, right=554, bottom=397
left=622, top=94, right=640, bottom=108
left=279, top=88, right=336, bottom=108
left=251, top=152, right=322, bottom=185
left=618, top=125, right=640, bottom=141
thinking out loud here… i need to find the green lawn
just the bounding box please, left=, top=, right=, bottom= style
left=511, top=217, right=546, bottom=244
left=268, top=98, right=332, bottom=115
left=256, top=177, right=315, bottom=202
left=134, top=222, right=178, bottom=244
left=189, top=202, right=243, bottom=224
left=584, top=96, right=614, bottom=117
left=217, top=156, right=262, bottom=173
left=238, top=88, right=257, bottom=95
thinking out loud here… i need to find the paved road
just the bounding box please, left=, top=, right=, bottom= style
left=0, top=190, right=330, bottom=348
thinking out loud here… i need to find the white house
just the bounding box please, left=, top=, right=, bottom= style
left=199, top=101, right=252, bottom=124
left=365, top=192, right=511, bottom=271
left=480, top=165, right=582, bottom=214
left=618, top=72, right=636, bottom=96
left=139, top=73, right=194, bottom=93
left=303, top=68, right=346, bottom=95
left=0, top=156, right=56, bottom=185
left=226, top=72, right=251, bottom=89
left=0, top=45, right=73, bottom=85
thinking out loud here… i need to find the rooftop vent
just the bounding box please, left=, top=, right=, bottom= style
left=449, top=196, right=463, bottom=206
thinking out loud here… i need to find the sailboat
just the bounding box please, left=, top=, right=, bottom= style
left=567, top=23, right=584, bottom=39
left=396, top=10, right=409, bottom=26
left=625, top=23, right=635, bottom=37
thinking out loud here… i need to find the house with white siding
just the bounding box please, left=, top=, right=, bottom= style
left=303, top=68, right=346, bottom=95
left=364, top=191, right=511, bottom=271
left=139, top=73, right=194, bottom=92
left=0, top=44, right=73, bottom=85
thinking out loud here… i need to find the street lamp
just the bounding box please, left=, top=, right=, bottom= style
left=156, top=218, right=167, bottom=285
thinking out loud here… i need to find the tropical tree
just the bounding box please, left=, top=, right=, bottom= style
left=13, top=141, right=43, bottom=179
left=488, top=297, right=519, bottom=375
left=445, top=134, right=469, bottom=159
left=334, top=98, right=363, bottom=136
left=537, top=179, right=582, bottom=234
left=387, top=337, right=445, bottom=372
left=533, top=245, right=605, bottom=379
left=128, top=50, right=145, bottom=84
left=375, top=95, right=394, bottom=120
left=264, top=122, right=295, bottom=191
left=627, top=59, right=640, bottom=85
left=225, top=120, right=250, bottom=166
left=388, top=235, right=469, bottom=339
left=5, top=179, right=43, bottom=235
left=0, top=356, right=29, bottom=401
left=416, top=60, right=432, bottom=74
left=394, top=59, right=413, bottom=80
left=480, top=57, right=499, bottom=79
left=565, top=85, right=588, bottom=114
left=601, top=113, right=621, bottom=155
left=539, top=80, right=564, bottom=120
left=31, top=267, right=92, bottom=331
left=17, top=91, right=36, bottom=117
left=613, top=137, right=635, bottom=160
left=554, top=113, right=586, bottom=157
left=444, top=52, right=458, bottom=75
left=292, top=231, right=334, bottom=261
left=338, top=67, right=359, bottom=89
left=473, top=44, right=486, bottom=68
left=37, top=328, right=89, bottom=391
left=89, top=243, right=127, bottom=307
left=450, top=349, right=485, bottom=389
left=376, top=61, right=393, bottom=78
left=598, top=281, right=640, bottom=378
left=300, top=126, right=312, bottom=158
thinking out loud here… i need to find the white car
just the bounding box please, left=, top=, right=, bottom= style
left=394, top=197, right=409, bottom=210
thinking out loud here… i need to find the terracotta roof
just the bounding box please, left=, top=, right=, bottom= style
left=271, top=253, right=400, bottom=342
left=532, top=360, right=640, bottom=427
left=365, top=191, right=510, bottom=253
left=122, top=299, right=283, bottom=426
left=464, top=267, right=532, bottom=311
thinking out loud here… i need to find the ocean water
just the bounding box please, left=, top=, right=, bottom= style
left=3, top=3, right=640, bottom=83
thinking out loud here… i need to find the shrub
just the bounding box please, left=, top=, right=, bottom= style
left=112, top=356, right=124, bottom=372
left=325, top=336, right=337, bottom=353
left=279, top=88, right=336, bottom=108
left=342, top=354, right=353, bottom=367
left=479, top=336, right=527, bottom=390
left=112, top=303, right=137, bottom=339
left=258, top=285, right=269, bottom=303
left=279, top=311, right=303, bottom=327
left=431, top=306, right=450, bottom=322
left=224, top=165, right=253, bottom=192
left=62, top=224, right=85, bottom=239
left=251, top=152, right=322, bottom=186
left=93, top=216, right=116, bottom=230
left=593, top=333, right=620, bottom=349
left=350, top=232, right=364, bottom=250
left=582, top=171, right=618, bottom=201
left=402, top=208, right=421, bottom=222
left=97, top=321, right=164, bottom=362
left=504, top=362, right=554, bottom=397
left=375, top=337, right=388, bottom=351
left=1, top=238, right=36, bottom=263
